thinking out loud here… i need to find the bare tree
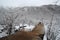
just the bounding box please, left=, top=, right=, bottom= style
left=47, top=6, right=55, bottom=40
left=4, top=13, right=19, bottom=35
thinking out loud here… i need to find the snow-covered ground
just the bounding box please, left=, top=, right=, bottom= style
left=15, top=23, right=48, bottom=40
left=0, top=24, right=35, bottom=38
left=15, top=23, right=35, bottom=31
left=15, top=24, right=48, bottom=40
left=43, top=24, right=48, bottom=40
left=0, top=23, right=48, bottom=40
left=0, top=32, right=7, bottom=38
left=0, top=5, right=60, bottom=40
left=0, top=25, right=8, bottom=38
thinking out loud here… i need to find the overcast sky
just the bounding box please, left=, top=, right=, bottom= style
left=0, top=0, right=60, bottom=7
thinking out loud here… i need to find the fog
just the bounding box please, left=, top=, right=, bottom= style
left=0, top=0, right=60, bottom=7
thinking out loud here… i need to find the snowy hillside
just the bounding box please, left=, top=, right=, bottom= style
left=0, top=5, right=60, bottom=40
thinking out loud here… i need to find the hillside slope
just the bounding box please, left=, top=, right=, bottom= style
left=0, top=5, right=60, bottom=40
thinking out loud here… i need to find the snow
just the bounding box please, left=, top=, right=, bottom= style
left=43, top=24, right=48, bottom=40
left=0, top=32, right=7, bottom=38
left=0, top=25, right=4, bottom=33
left=20, top=24, right=23, bottom=26
left=15, top=23, right=48, bottom=40
left=15, top=24, right=35, bottom=31
left=0, top=23, right=48, bottom=40
left=15, top=26, right=20, bottom=30
left=24, top=24, right=35, bottom=31
left=43, top=35, right=47, bottom=40
left=0, top=25, right=8, bottom=38
left=0, top=25, right=4, bottom=30
left=56, top=34, right=60, bottom=40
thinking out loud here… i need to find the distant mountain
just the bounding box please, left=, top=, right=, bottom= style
left=0, top=5, right=60, bottom=25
